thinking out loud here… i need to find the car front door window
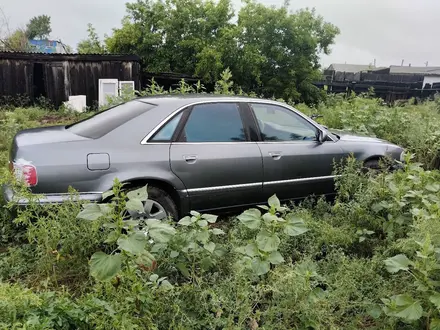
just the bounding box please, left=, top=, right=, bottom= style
left=249, top=102, right=343, bottom=201
left=251, top=103, right=318, bottom=142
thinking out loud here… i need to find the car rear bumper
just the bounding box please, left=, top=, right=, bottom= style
left=2, top=184, right=103, bottom=206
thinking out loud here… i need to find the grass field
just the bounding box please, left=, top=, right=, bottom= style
left=1, top=91, right=440, bottom=329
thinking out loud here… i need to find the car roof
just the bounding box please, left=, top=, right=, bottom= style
left=67, top=95, right=295, bottom=140
left=135, top=94, right=285, bottom=110
left=137, top=94, right=260, bottom=102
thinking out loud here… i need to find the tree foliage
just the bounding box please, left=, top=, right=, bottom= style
left=77, top=23, right=107, bottom=54
left=0, top=8, right=30, bottom=51
left=234, top=1, right=339, bottom=103
left=103, top=0, right=339, bottom=104
left=0, top=13, right=52, bottom=51
left=25, top=15, right=51, bottom=40
left=1, top=29, right=30, bottom=51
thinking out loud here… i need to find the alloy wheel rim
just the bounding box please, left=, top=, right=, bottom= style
left=126, top=198, right=168, bottom=221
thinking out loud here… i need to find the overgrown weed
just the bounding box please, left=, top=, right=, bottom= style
left=2, top=79, right=440, bottom=328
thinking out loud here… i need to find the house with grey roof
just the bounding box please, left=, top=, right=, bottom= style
left=323, top=63, right=387, bottom=84
left=315, top=63, right=440, bottom=103
left=373, top=65, right=440, bottom=89
left=326, top=63, right=384, bottom=73
left=391, top=66, right=440, bottom=88
left=388, top=65, right=440, bottom=75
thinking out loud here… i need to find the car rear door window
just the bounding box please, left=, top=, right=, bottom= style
left=150, top=112, right=183, bottom=142
left=180, top=103, right=246, bottom=142
left=250, top=103, right=318, bottom=141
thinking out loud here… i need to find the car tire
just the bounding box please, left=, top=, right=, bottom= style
left=363, top=158, right=390, bottom=175
left=364, top=159, right=381, bottom=170
left=125, top=185, right=179, bottom=221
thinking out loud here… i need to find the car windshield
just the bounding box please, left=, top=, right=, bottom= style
left=66, top=100, right=156, bottom=139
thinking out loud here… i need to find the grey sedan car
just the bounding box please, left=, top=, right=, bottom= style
left=3, top=95, right=404, bottom=220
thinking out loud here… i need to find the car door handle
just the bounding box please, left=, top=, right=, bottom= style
left=269, top=152, right=282, bottom=160
left=183, top=155, right=198, bottom=163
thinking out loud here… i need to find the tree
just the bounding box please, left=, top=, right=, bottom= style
left=106, top=0, right=168, bottom=70
left=26, top=15, right=51, bottom=40
left=161, top=0, right=235, bottom=82
left=106, top=0, right=234, bottom=82
left=104, top=0, right=340, bottom=104
left=77, top=23, right=106, bottom=54
left=0, top=8, right=31, bottom=51
left=4, top=29, right=30, bottom=51
left=232, top=0, right=340, bottom=103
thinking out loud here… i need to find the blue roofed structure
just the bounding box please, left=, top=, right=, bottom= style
left=28, top=39, right=66, bottom=54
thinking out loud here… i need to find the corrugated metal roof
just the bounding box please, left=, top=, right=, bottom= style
left=389, top=65, right=440, bottom=75
left=0, top=50, right=133, bottom=56
left=327, top=63, right=386, bottom=73
left=0, top=51, right=140, bottom=62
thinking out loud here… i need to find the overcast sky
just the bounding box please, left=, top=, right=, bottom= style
left=1, top=0, right=439, bottom=68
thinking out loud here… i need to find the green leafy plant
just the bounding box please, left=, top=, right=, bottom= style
left=356, top=228, right=375, bottom=243
left=214, top=68, right=235, bottom=95
left=382, top=235, right=440, bottom=327
left=152, top=211, right=228, bottom=280
left=77, top=182, right=176, bottom=282
left=236, top=194, right=309, bottom=275
left=6, top=77, right=440, bottom=329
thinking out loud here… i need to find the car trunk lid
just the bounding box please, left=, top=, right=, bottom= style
left=8, top=125, right=91, bottom=187
left=13, top=125, right=90, bottom=147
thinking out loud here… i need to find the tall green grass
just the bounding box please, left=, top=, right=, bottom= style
left=1, top=84, right=440, bottom=329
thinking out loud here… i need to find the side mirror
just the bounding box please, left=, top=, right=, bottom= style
left=317, top=130, right=328, bottom=143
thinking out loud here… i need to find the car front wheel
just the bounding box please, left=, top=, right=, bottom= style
left=363, top=159, right=381, bottom=170
left=363, top=158, right=397, bottom=174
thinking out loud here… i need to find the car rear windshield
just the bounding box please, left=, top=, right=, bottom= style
left=66, top=100, right=156, bottom=139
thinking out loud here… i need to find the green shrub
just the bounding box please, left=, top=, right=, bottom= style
left=3, top=78, right=440, bottom=328
left=8, top=188, right=110, bottom=289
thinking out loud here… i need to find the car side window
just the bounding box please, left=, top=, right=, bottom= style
left=250, top=103, right=318, bottom=142
left=150, top=112, right=183, bottom=142
left=180, top=103, right=246, bottom=142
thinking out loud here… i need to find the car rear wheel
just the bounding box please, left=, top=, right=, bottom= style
left=124, top=186, right=178, bottom=222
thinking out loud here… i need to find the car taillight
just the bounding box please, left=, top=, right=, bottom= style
left=10, top=161, right=38, bottom=187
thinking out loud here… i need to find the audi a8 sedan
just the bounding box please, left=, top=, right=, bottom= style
left=3, top=95, right=404, bottom=220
